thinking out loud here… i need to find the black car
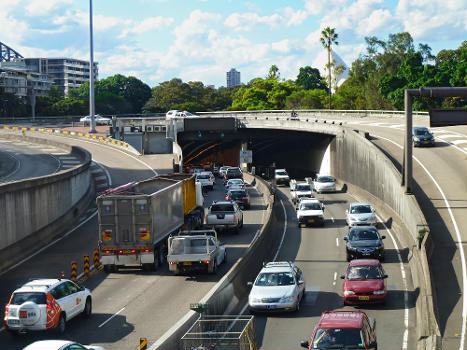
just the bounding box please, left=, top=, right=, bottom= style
left=412, top=126, right=435, bottom=147
left=226, top=189, right=250, bottom=209
left=344, top=226, right=385, bottom=261
left=224, top=167, right=243, bottom=184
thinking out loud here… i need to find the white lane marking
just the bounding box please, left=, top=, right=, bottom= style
left=253, top=228, right=261, bottom=242
left=303, top=285, right=320, bottom=305
left=375, top=133, right=466, bottom=350
left=437, top=134, right=461, bottom=139
left=331, top=216, right=335, bottom=223
left=272, top=199, right=288, bottom=262
left=389, top=124, right=404, bottom=129
left=333, top=272, right=337, bottom=286
left=0, top=152, right=21, bottom=181
left=58, top=156, right=78, bottom=160
left=450, top=140, right=467, bottom=145
left=93, top=161, right=112, bottom=187
left=61, top=160, right=81, bottom=164
left=336, top=237, right=339, bottom=247
left=377, top=212, right=409, bottom=350
left=98, top=307, right=125, bottom=328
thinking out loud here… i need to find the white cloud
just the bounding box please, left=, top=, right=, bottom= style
left=356, top=9, right=394, bottom=36
left=224, top=12, right=282, bottom=32
left=303, top=0, right=347, bottom=16
left=271, top=39, right=292, bottom=53
left=119, top=17, right=174, bottom=38
left=24, top=0, right=73, bottom=17
left=53, top=10, right=127, bottom=32
left=282, top=7, right=308, bottom=26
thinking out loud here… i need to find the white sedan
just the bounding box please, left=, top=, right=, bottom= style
left=23, top=340, right=104, bottom=350
left=80, top=115, right=111, bottom=125
left=313, top=175, right=336, bottom=193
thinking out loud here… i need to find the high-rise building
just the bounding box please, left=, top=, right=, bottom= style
left=226, top=68, right=241, bottom=88
left=0, top=61, right=53, bottom=98
left=23, top=58, right=98, bottom=96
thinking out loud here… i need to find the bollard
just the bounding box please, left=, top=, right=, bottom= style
left=139, top=337, right=148, bottom=350
left=93, top=248, right=100, bottom=269
left=84, top=255, right=90, bottom=277
left=70, top=261, right=78, bottom=282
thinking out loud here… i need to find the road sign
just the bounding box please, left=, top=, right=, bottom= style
left=429, top=109, right=467, bottom=127
left=239, top=150, right=252, bottom=163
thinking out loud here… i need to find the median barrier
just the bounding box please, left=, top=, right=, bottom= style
left=0, top=132, right=94, bottom=274
left=151, top=173, right=278, bottom=350
left=331, top=128, right=441, bottom=349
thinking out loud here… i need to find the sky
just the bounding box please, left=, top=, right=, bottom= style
left=1, top=0, right=466, bottom=89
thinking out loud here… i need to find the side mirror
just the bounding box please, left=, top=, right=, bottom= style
left=383, top=274, right=388, bottom=279
left=322, top=204, right=325, bottom=210
left=340, top=275, right=345, bottom=279
left=345, top=209, right=348, bottom=214
left=372, top=208, right=375, bottom=213
left=381, top=235, right=386, bottom=239
left=296, top=207, right=298, bottom=211
left=343, top=237, right=348, bottom=241
left=298, top=279, right=305, bottom=285
left=247, top=281, right=253, bottom=287
left=300, top=340, right=310, bottom=349
left=369, top=340, right=377, bottom=349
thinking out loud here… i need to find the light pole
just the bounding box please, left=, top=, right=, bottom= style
left=89, top=0, right=96, bottom=133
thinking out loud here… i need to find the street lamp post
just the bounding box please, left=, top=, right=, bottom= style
left=89, top=0, right=96, bottom=133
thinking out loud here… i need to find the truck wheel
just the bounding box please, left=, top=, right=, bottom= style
left=212, top=262, right=217, bottom=274
left=152, top=250, right=160, bottom=271
left=82, top=297, right=92, bottom=318
left=103, top=265, right=112, bottom=273
left=56, top=314, right=66, bottom=334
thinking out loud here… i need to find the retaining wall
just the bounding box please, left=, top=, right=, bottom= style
left=0, top=134, right=92, bottom=271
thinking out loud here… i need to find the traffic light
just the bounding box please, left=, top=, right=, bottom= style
left=197, top=131, right=202, bottom=138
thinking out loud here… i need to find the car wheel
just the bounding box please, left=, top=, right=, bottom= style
left=223, top=249, right=227, bottom=263
left=212, top=261, right=217, bottom=274
left=346, top=252, right=351, bottom=262
left=298, top=223, right=301, bottom=228
left=56, top=313, right=66, bottom=334
left=239, top=218, right=244, bottom=228
left=83, top=297, right=92, bottom=318
left=295, top=299, right=300, bottom=312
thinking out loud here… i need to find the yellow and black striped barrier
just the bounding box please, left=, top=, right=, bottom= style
left=84, top=255, right=90, bottom=277
left=93, top=248, right=100, bottom=269
left=70, top=261, right=78, bottom=282
left=139, top=338, right=147, bottom=350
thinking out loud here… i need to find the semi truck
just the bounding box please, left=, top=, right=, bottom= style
left=97, top=173, right=204, bottom=272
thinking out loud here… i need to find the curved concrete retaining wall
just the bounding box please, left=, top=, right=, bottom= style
left=0, top=134, right=92, bottom=272
left=331, top=127, right=440, bottom=348
left=151, top=173, right=278, bottom=350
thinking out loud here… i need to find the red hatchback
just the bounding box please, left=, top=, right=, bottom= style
left=300, top=310, right=377, bottom=349
left=341, top=259, right=387, bottom=305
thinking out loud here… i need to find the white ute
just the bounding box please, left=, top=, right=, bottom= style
left=296, top=198, right=325, bottom=227
left=290, top=181, right=314, bottom=204
left=275, top=169, right=290, bottom=186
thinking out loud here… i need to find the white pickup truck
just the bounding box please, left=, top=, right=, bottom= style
left=290, top=181, right=314, bottom=205
left=167, top=230, right=226, bottom=274
left=205, top=200, right=243, bottom=234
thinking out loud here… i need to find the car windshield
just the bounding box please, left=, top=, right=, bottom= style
left=184, top=112, right=194, bottom=116
left=317, top=176, right=334, bottom=183
left=276, top=171, right=288, bottom=176
left=11, top=292, right=46, bottom=305
left=414, top=129, right=430, bottom=136
left=301, top=202, right=322, bottom=210
left=349, top=229, right=379, bottom=241
left=255, top=272, right=295, bottom=286
left=350, top=205, right=372, bottom=214
left=312, top=328, right=365, bottom=349
left=296, top=184, right=311, bottom=191
left=211, top=204, right=235, bottom=212
left=347, top=265, right=382, bottom=280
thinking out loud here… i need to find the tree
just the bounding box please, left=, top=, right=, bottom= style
left=296, top=66, right=328, bottom=90
left=320, top=27, right=339, bottom=109
left=267, top=65, right=280, bottom=81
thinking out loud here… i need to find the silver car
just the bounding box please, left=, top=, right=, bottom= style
left=195, top=172, right=214, bottom=191
left=248, top=262, right=305, bottom=312
left=313, top=175, right=336, bottom=193
left=346, top=202, right=377, bottom=227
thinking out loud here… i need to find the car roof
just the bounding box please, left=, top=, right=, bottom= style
left=259, top=261, right=295, bottom=273
left=317, top=311, right=366, bottom=329
left=350, top=202, right=371, bottom=207
left=212, top=200, right=233, bottom=205
left=275, top=169, right=287, bottom=172
left=348, top=259, right=380, bottom=267
left=350, top=225, right=377, bottom=231
left=413, top=126, right=429, bottom=130
left=15, top=279, right=64, bottom=293
left=299, top=198, right=320, bottom=204
left=23, top=340, right=76, bottom=350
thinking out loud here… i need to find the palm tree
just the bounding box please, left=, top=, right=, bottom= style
left=320, top=27, right=339, bottom=109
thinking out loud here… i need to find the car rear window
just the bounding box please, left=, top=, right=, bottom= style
left=11, top=292, right=46, bottom=305
left=230, top=190, right=246, bottom=198
left=197, top=175, right=210, bottom=179
left=296, top=184, right=311, bottom=191
left=211, top=204, right=235, bottom=212
left=227, top=169, right=242, bottom=176
left=317, top=176, right=334, bottom=183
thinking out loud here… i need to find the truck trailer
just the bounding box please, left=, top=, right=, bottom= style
left=97, top=174, right=204, bottom=272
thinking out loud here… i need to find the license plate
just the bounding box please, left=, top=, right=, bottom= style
left=308, top=219, right=315, bottom=223
left=122, top=250, right=134, bottom=254
left=183, top=262, right=192, bottom=265
left=358, top=296, right=370, bottom=301
left=266, top=305, right=277, bottom=310
left=424, top=141, right=430, bottom=144
left=8, top=319, right=20, bottom=325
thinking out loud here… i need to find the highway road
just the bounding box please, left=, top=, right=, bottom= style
left=0, top=139, right=79, bottom=183
left=0, top=131, right=268, bottom=349
left=249, top=186, right=416, bottom=350
left=343, top=118, right=467, bottom=350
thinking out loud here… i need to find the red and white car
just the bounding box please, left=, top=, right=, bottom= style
left=341, top=259, right=388, bottom=305
left=4, top=279, right=92, bottom=335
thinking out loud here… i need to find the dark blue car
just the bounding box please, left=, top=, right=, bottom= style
left=412, top=126, right=435, bottom=147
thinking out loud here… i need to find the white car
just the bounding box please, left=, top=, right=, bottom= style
left=248, top=261, right=305, bottom=312
left=291, top=182, right=314, bottom=204
left=225, top=178, right=245, bottom=192
left=23, top=340, right=104, bottom=350
left=346, top=202, right=377, bottom=227
left=313, top=175, right=336, bottom=193
left=4, top=279, right=92, bottom=335
left=166, top=110, right=198, bottom=119
left=274, top=169, right=290, bottom=186
left=195, top=172, right=214, bottom=191
left=297, top=198, right=325, bottom=227
left=80, top=115, right=111, bottom=126
left=165, top=110, right=181, bottom=119
left=219, top=166, right=231, bottom=179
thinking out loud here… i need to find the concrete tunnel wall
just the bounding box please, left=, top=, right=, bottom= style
left=0, top=134, right=92, bottom=254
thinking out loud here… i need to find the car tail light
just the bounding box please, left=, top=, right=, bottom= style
left=205, top=215, right=208, bottom=222
left=209, top=179, right=213, bottom=182
left=242, top=196, right=248, bottom=200
left=119, top=250, right=123, bottom=254
left=144, top=249, right=150, bottom=253
left=204, top=260, right=210, bottom=264
left=46, top=302, right=52, bottom=310
left=105, top=250, right=111, bottom=254
left=226, top=196, right=231, bottom=200
left=131, top=250, right=136, bottom=254
left=233, top=215, right=237, bottom=220
left=169, top=261, right=176, bottom=265
left=4, top=304, right=9, bottom=317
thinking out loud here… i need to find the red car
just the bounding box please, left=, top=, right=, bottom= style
left=300, top=310, right=377, bottom=349
left=341, top=259, right=387, bottom=305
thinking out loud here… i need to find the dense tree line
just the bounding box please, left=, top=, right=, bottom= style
left=1, top=32, right=465, bottom=118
